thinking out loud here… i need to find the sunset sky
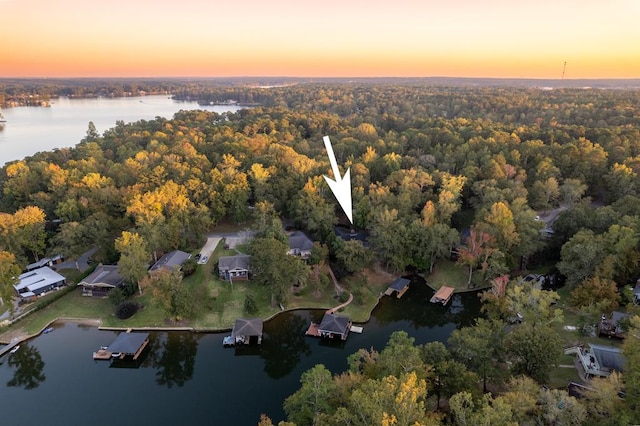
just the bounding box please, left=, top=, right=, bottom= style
left=1, top=0, right=638, bottom=79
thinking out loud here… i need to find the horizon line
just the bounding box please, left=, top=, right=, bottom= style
left=1, top=76, right=640, bottom=81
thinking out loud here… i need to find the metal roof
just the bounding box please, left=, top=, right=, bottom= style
left=389, top=277, right=410, bottom=291
left=589, top=343, right=626, bottom=372
left=108, top=332, right=150, bottom=355
left=14, top=267, right=65, bottom=293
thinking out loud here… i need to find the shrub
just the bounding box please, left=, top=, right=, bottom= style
left=116, top=301, right=139, bottom=320
left=182, top=257, right=197, bottom=277
left=244, top=295, right=258, bottom=315
left=108, top=287, right=126, bottom=306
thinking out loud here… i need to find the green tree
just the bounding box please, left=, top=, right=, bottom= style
left=449, top=392, right=517, bottom=426
left=368, top=207, right=410, bottom=273
left=249, top=237, right=309, bottom=305
left=283, top=364, right=336, bottom=425
left=449, top=318, right=505, bottom=392
left=623, top=315, right=640, bottom=422
left=0, top=251, right=21, bottom=315
left=140, top=268, right=191, bottom=321
left=505, top=323, right=562, bottom=383
left=115, top=231, right=150, bottom=295
left=557, top=229, right=606, bottom=286
left=570, top=276, right=620, bottom=314
left=580, top=372, right=629, bottom=425
left=334, top=239, right=371, bottom=275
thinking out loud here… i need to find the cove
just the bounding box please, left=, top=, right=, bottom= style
left=0, top=276, right=481, bottom=425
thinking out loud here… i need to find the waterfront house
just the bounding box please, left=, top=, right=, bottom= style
left=287, top=231, right=314, bottom=259
left=218, top=255, right=251, bottom=281
left=77, top=264, right=125, bottom=297
left=14, top=267, right=66, bottom=299
left=148, top=250, right=191, bottom=273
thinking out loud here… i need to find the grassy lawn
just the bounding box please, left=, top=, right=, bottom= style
left=424, top=259, right=477, bottom=292
left=547, top=365, right=581, bottom=389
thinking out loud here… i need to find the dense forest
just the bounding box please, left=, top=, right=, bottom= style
left=2, top=82, right=640, bottom=424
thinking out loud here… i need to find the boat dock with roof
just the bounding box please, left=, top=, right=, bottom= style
left=384, top=277, right=411, bottom=298
left=430, top=286, right=455, bottom=305
left=93, top=332, right=149, bottom=360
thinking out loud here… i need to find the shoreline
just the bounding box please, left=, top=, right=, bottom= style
left=0, top=273, right=459, bottom=347
left=0, top=291, right=376, bottom=346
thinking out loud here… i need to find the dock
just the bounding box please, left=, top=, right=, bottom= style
left=430, top=286, right=455, bottom=305
left=305, top=322, right=320, bottom=337
left=93, top=332, right=149, bottom=361
left=0, top=340, right=21, bottom=358
left=385, top=277, right=411, bottom=298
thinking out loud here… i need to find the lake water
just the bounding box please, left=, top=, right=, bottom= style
left=0, top=278, right=481, bottom=425
left=0, top=95, right=244, bottom=166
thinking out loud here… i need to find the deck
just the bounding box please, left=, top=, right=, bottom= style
left=305, top=322, right=320, bottom=337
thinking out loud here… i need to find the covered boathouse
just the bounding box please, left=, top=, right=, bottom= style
left=93, top=332, right=149, bottom=360
left=384, top=277, right=411, bottom=298
left=306, top=312, right=352, bottom=340
left=224, top=318, right=263, bottom=346
left=430, top=286, right=455, bottom=305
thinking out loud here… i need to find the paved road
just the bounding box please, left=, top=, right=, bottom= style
left=537, top=205, right=568, bottom=227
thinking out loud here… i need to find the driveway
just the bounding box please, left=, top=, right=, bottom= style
left=53, top=246, right=98, bottom=272
left=198, top=237, right=223, bottom=264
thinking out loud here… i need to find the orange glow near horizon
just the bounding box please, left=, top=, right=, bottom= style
left=1, top=0, right=639, bottom=79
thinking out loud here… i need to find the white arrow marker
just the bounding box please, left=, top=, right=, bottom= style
left=322, top=135, right=353, bottom=224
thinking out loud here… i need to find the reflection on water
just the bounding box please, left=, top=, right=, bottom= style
left=370, top=275, right=481, bottom=330
left=6, top=344, right=46, bottom=389
left=261, top=310, right=312, bottom=379
left=0, top=274, right=482, bottom=424
left=149, top=333, right=200, bottom=387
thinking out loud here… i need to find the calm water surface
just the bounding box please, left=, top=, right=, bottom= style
left=0, top=95, right=243, bottom=166
left=0, top=278, right=481, bottom=425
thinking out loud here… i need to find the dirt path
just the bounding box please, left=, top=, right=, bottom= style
left=325, top=265, right=353, bottom=313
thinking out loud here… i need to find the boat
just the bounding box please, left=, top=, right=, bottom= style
left=9, top=345, right=19, bottom=354
left=43, top=327, right=54, bottom=334
left=222, top=335, right=235, bottom=347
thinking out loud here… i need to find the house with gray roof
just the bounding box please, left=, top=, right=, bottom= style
left=77, top=264, right=125, bottom=297
left=287, top=231, right=314, bottom=259
left=14, top=266, right=66, bottom=299
left=148, top=250, right=191, bottom=273
left=569, top=343, right=626, bottom=379
left=218, top=254, right=250, bottom=281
